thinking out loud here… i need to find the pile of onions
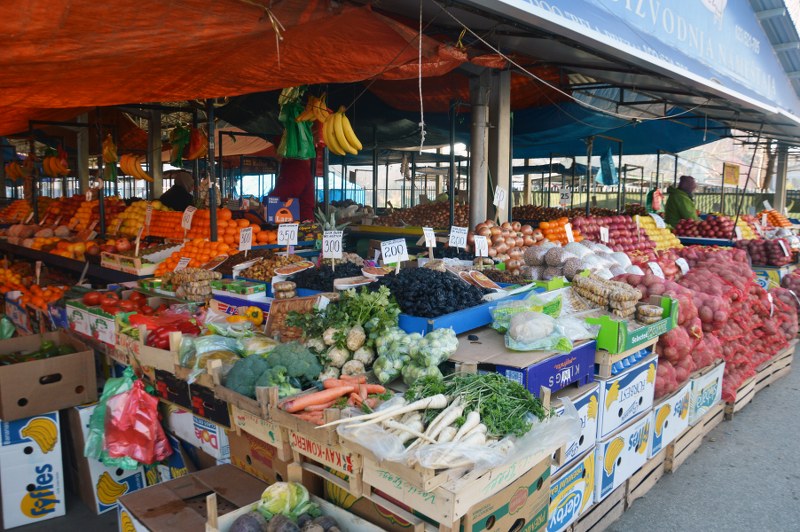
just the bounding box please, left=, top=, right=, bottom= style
left=473, top=219, right=544, bottom=273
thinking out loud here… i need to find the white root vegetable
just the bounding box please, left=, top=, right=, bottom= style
left=317, top=394, right=448, bottom=429
left=437, top=426, right=457, bottom=443
left=427, top=403, right=464, bottom=441
left=400, top=412, right=422, bottom=425
left=462, top=422, right=487, bottom=440
left=382, top=419, right=434, bottom=444
left=461, top=431, right=486, bottom=446
left=452, top=412, right=481, bottom=442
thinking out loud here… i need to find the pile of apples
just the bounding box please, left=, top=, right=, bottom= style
left=571, top=215, right=656, bottom=253
left=674, top=215, right=736, bottom=239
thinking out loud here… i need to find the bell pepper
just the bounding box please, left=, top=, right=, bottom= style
left=226, top=315, right=249, bottom=324
left=245, top=306, right=264, bottom=326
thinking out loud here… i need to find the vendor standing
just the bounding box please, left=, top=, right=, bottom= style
left=159, top=171, right=194, bottom=211
left=664, top=175, right=700, bottom=227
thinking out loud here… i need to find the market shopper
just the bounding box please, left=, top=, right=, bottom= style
left=159, top=171, right=194, bottom=211
left=664, top=175, right=700, bottom=227
left=267, top=157, right=315, bottom=221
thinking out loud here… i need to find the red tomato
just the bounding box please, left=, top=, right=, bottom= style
left=119, top=300, right=137, bottom=312
left=128, top=292, right=146, bottom=304
left=82, top=291, right=103, bottom=306
left=100, top=302, right=120, bottom=314
left=139, top=305, right=155, bottom=316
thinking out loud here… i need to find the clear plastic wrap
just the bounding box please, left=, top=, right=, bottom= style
left=490, top=289, right=565, bottom=332
left=504, top=312, right=599, bottom=352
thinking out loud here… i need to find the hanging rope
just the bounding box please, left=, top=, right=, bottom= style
left=240, top=0, right=285, bottom=65
left=418, top=0, right=426, bottom=153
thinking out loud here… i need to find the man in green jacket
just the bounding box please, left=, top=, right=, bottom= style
left=664, top=175, right=700, bottom=227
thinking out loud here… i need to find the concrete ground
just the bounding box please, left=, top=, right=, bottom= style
left=610, top=346, right=800, bottom=532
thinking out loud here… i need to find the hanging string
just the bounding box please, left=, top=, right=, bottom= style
left=240, top=0, right=285, bottom=66
left=418, top=0, right=426, bottom=153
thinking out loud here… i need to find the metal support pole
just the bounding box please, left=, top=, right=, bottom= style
left=775, top=142, right=789, bottom=213
left=469, top=71, right=490, bottom=227
left=449, top=100, right=456, bottom=227
left=323, top=148, right=330, bottom=214
left=76, top=113, right=89, bottom=194
left=384, top=163, right=389, bottom=208
left=218, top=130, right=225, bottom=200
left=411, top=153, right=416, bottom=207
left=617, top=143, right=623, bottom=212
left=343, top=164, right=348, bottom=204
left=655, top=151, right=661, bottom=190
left=570, top=157, right=576, bottom=209
left=207, top=100, right=218, bottom=242
left=371, top=136, right=378, bottom=209
left=149, top=110, right=162, bottom=200
left=585, top=138, right=594, bottom=216
left=487, top=70, right=511, bottom=223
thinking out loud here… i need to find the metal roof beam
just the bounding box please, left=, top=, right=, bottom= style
left=756, top=7, right=786, bottom=20
left=774, top=42, right=800, bottom=52
left=787, top=71, right=800, bottom=79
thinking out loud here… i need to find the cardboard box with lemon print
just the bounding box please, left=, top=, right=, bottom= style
left=595, top=411, right=651, bottom=502
left=0, top=411, right=65, bottom=529
left=548, top=447, right=595, bottom=532
left=552, top=383, right=599, bottom=473
left=596, top=354, right=657, bottom=439
left=649, top=381, right=691, bottom=458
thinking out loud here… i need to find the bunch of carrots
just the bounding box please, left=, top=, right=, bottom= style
left=279, top=374, right=387, bottom=426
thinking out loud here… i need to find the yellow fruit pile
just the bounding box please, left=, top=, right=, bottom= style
left=110, top=200, right=171, bottom=236
left=635, top=215, right=682, bottom=250
left=735, top=219, right=756, bottom=239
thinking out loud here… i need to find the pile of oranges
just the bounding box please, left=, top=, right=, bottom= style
left=148, top=207, right=278, bottom=245
left=0, top=269, right=67, bottom=311
left=154, top=239, right=233, bottom=275
left=68, top=198, right=125, bottom=230
left=0, top=198, right=56, bottom=222
left=758, top=209, right=793, bottom=228
left=539, top=217, right=583, bottom=245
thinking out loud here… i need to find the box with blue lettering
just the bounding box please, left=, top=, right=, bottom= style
left=552, top=383, right=599, bottom=473
left=596, top=354, right=657, bottom=439
left=595, top=411, right=651, bottom=503
left=548, top=447, right=596, bottom=532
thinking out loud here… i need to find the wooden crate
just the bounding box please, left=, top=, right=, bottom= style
left=572, top=483, right=626, bottom=532
left=770, top=340, right=796, bottom=384
left=208, top=359, right=269, bottom=417
left=625, top=450, right=665, bottom=509
left=753, top=359, right=774, bottom=394
left=285, top=431, right=363, bottom=497
left=229, top=403, right=291, bottom=462
left=664, top=402, right=723, bottom=473
left=724, top=377, right=755, bottom=420
left=594, top=338, right=658, bottom=379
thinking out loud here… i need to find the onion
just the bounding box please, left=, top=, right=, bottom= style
left=515, top=236, right=524, bottom=247
left=485, top=220, right=496, bottom=228
left=497, top=253, right=510, bottom=261
left=488, top=248, right=498, bottom=257
left=467, top=233, right=475, bottom=245
left=509, top=247, right=523, bottom=260
left=501, top=222, right=513, bottom=230
left=478, top=227, right=491, bottom=237
left=532, top=229, right=544, bottom=240
left=521, top=224, right=534, bottom=235
left=496, top=243, right=509, bottom=254
left=511, top=221, right=521, bottom=232
left=490, top=227, right=502, bottom=236
left=523, top=235, right=535, bottom=246
left=475, top=222, right=487, bottom=232
left=506, top=259, right=522, bottom=270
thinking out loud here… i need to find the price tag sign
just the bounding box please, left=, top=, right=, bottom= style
left=241, top=198, right=250, bottom=210
left=52, top=216, right=61, bottom=226
left=85, top=190, right=92, bottom=202
left=145, top=204, right=153, bottom=229
left=763, top=200, right=772, bottom=211
left=174, top=257, right=191, bottom=272
left=278, top=223, right=299, bottom=246
left=599, top=226, right=609, bottom=243
left=24, top=212, right=34, bottom=223
left=181, top=206, right=197, bottom=230
left=735, top=227, right=743, bottom=240
left=111, top=218, right=123, bottom=235
left=35, top=261, right=42, bottom=284
left=239, top=227, right=253, bottom=251
left=649, top=213, right=666, bottom=229
left=322, top=230, right=344, bottom=259
left=38, top=213, right=48, bottom=226
left=493, top=186, right=507, bottom=209
left=422, top=227, right=437, bottom=248
left=779, top=240, right=790, bottom=256
left=381, top=238, right=409, bottom=264
left=449, top=226, right=468, bottom=249
left=648, top=262, right=665, bottom=279
left=316, top=295, right=331, bottom=312
left=473, top=235, right=489, bottom=257
left=565, top=222, right=575, bottom=243
left=68, top=218, right=79, bottom=231
left=675, top=258, right=690, bottom=275
left=761, top=213, right=768, bottom=228
left=559, top=188, right=571, bottom=207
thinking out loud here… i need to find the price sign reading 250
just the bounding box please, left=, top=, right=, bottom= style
left=277, top=223, right=299, bottom=246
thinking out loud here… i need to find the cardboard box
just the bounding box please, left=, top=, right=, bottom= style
left=160, top=403, right=230, bottom=460
left=0, top=331, right=97, bottom=421
left=118, top=464, right=267, bottom=531
left=0, top=411, right=65, bottom=529
left=154, top=432, right=192, bottom=485
left=552, top=383, right=599, bottom=472
left=548, top=447, right=595, bottom=532
left=66, top=300, right=93, bottom=336
left=689, top=360, right=725, bottom=426
left=66, top=405, right=147, bottom=514
left=586, top=296, right=678, bottom=353
left=595, top=411, right=651, bottom=502
left=596, top=354, right=657, bottom=439
left=266, top=196, right=300, bottom=223
left=649, top=381, right=691, bottom=458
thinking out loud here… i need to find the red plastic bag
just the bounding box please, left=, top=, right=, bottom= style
left=104, top=380, right=172, bottom=464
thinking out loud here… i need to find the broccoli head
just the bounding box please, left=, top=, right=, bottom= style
left=266, top=342, right=322, bottom=386
left=225, top=355, right=269, bottom=397
left=255, top=366, right=301, bottom=398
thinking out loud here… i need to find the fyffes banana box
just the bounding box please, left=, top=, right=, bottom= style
left=552, top=383, right=599, bottom=473
left=649, top=381, right=691, bottom=458
left=596, top=353, right=657, bottom=439
left=548, top=447, right=595, bottom=532
left=688, top=360, right=725, bottom=426
left=595, top=411, right=650, bottom=502
left=0, top=411, right=65, bottom=529
left=118, top=505, right=147, bottom=532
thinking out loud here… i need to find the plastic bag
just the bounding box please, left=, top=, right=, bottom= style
left=84, top=367, right=140, bottom=470
left=257, top=482, right=319, bottom=520
left=491, top=290, right=563, bottom=332
left=180, top=335, right=242, bottom=384
left=0, top=315, right=14, bottom=339
left=410, top=328, right=458, bottom=367
left=104, top=380, right=172, bottom=465
left=241, top=335, right=279, bottom=357
left=202, top=305, right=254, bottom=338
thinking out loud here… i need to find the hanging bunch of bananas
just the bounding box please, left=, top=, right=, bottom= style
left=102, top=134, right=119, bottom=181
left=42, top=147, right=70, bottom=178
left=295, top=93, right=331, bottom=123
left=323, top=106, right=363, bottom=156
left=4, top=160, right=25, bottom=180
left=119, top=154, right=154, bottom=182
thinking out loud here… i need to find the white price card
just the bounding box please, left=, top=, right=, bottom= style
left=181, top=206, right=197, bottom=230
left=762, top=213, right=768, bottom=227
left=277, top=223, right=298, bottom=246
left=241, top=198, right=250, bottom=210
left=239, top=227, right=253, bottom=251
left=473, top=235, right=489, bottom=257
left=779, top=240, right=790, bottom=256
left=648, top=262, right=665, bottom=279
left=174, top=257, right=191, bottom=272
left=675, top=258, right=690, bottom=275
left=449, top=226, right=469, bottom=249
left=649, top=213, right=666, bottom=229
left=559, top=188, right=571, bottom=207
left=145, top=203, right=153, bottom=229
left=316, top=295, right=331, bottom=312
left=381, top=238, right=409, bottom=264
left=565, top=222, right=575, bottom=243
left=322, top=230, right=344, bottom=259
left=493, top=186, right=507, bottom=209
left=422, top=227, right=437, bottom=248
left=763, top=200, right=772, bottom=211
left=599, top=226, right=609, bottom=243
left=85, top=190, right=92, bottom=202
left=735, top=227, right=743, bottom=240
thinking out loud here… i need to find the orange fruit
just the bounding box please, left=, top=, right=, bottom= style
left=237, top=219, right=249, bottom=228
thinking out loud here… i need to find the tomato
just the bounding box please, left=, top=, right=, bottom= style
left=100, top=302, right=120, bottom=314
left=139, top=305, right=155, bottom=316
left=82, top=291, right=103, bottom=306
left=118, top=300, right=137, bottom=312
left=128, top=291, right=146, bottom=304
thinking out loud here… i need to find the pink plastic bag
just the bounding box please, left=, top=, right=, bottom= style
left=104, top=380, right=172, bottom=464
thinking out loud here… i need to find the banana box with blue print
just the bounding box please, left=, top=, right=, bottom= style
left=67, top=405, right=146, bottom=515
left=547, top=447, right=595, bottom=532
left=688, top=360, right=725, bottom=426
left=552, top=383, right=599, bottom=473
left=596, top=353, right=657, bottom=439
left=649, top=381, right=691, bottom=458
left=594, top=411, right=651, bottom=503
left=0, top=411, right=65, bottom=529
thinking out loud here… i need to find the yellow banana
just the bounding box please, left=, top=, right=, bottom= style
left=96, top=471, right=128, bottom=505
left=333, top=110, right=357, bottom=155
left=42, top=157, right=53, bottom=178
left=21, top=417, right=58, bottom=453
left=133, top=156, right=154, bottom=183
left=324, top=114, right=345, bottom=156
left=120, top=154, right=132, bottom=176
left=53, top=157, right=69, bottom=176
left=119, top=510, right=136, bottom=532
left=606, top=381, right=620, bottom=409
left=314, top=93, right=330, bottom=123
left=604, top=437, right=624, bottom=475
left=655, top=404, right=671, bottom=437
left=340, top=109, right=362, bottom=151
left=587, top=395, right=598, bottom=420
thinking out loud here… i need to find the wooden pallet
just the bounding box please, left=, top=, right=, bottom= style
left=724, top=377, right=755, bottom=420
left=770, top=341, right=796, bottom=384
left=753, top=359, right=774, bottom=395
left=594, top=339, right=658, bottom=379
left=625, top=450, right=665, bottom=509
left=665, top=402, right=724, bottom=473
left=572, top=483, right=626, bottom=532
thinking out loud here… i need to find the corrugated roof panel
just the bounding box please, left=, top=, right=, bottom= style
left=750, top=0, right=800, bottom=100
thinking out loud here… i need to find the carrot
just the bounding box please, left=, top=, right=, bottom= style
left=349, top=392, right=363, bottom=406
left=282, top=386, right=355, bottom=413
left=364, top=397, right=379, bottom=410
left=365, top=384, right=386, bottom=394
left=347, top=396, right=355, bottom=407
left=359, top=384, right=368, bottom=401
left=323, top=379, right=351, bottom=389
left=304, top=401, right=336, bottom=412
left=339, top=374, right=367, bottom=384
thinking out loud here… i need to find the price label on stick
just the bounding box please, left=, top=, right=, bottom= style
left=649, top=213, right=666, bottom=229
left=779, top=240, right=790, bottom=257
left=381, top=238, right=409, bottom=264
left=648, top=262, right=665, bottom=279
left=111, top=218, right=123, bottom=235
left=239, top=227, right=253, bottom=251
left=449, top=226, right=468, bottom=249
left=599, top=226, right=609, bottom=244
left=761, top=213, right=768, bottom=228
left=422, top=227, right=437, bottom=249
left=735, top=227, right=743, bottom=240
left=322, top=230, right=344, bottom=259
left=174, top=257, right=191, bottom=272
left=181, top=206, right=196, bottom=231
left=564, top=222, right=575, bottom=243
left=38, top=213, right=49, bottom=226
left=559, top=187, right=571, bottom=207
left=473, top=235, right=489, bottom=257
left=277, top=223, right=298, bottom=246
left=675, top=258, right=690, bottom=275
left=24, top=212, right=34, bottom=224
left=134, top=227, right=144, bottom=256
left=145, top=204, right=153, bottom=229
left=764, top=200, right=772, bottom=211
left=493, top=186, right=507, bottom=209
left=85, top=190, right=92, bottom=202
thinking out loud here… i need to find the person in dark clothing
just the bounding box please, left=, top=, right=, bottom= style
left=159, top=171, right=194, bottom=211
left=268, top=157, right=316, bottom=221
